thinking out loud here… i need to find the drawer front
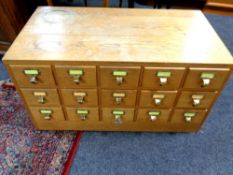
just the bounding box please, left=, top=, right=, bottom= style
left=137, top=109, right=171, bottom=123
left=171, top=109, right=207, bottom=124
left=10, top=65, right=56, bottom=88
left=183, top=68, right=230, bottom=89
left=60, top=89, right=98, bottom=106
left=142, top=67, right=185, bottom=89
left=66, top=107, right=99, bottom=122
left=139, top=90, right=177, bottom=108
left=29, top=107, right=65, bottom=123
left=176, top=91, right=217, bottom=108
left=102, top=108, right=134, bottom=124
left=54, top=65, right=97, bottom=88
left=21, top=89, right=60, bottom=106
left=100, top=66, right=141, bottom=89
left=101, top=90, right=137, bottom=107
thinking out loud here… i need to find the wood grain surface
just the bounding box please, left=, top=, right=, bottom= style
left=3, top=7, right=233, bottom=65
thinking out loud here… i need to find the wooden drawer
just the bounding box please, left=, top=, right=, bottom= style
left=170, top=109, right=208, bottom=124
left=139, top=90, right=177, bottom=108
left=100, top=66, right=141, bottom=89
left=176, top=91, right=217, bottom=108
left=9, top=65, right=56, bottom=88
left=65, top=107, right=99, bottom=122
left=54, top=65, right=97, bottom=88
left=102, top=108, right=134, bottom=124
left=101, top=90, right=137, bottom=107
left=137, top=109, right=171, bottom=123
left=21, top=89, right=60, bottom=106
left=29, top=107, right=65, bottom=123
left=183, top=68, right=230, bottom=90
left=142, top=67, right=185, bottom=90
left=60, top=89, right=98, bottom=107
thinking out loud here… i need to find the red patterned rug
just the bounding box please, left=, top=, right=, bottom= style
left=0, top=80, right=82, bottom=175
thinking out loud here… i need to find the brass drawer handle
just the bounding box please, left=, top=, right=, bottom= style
left=73, top=92, right=87, bottom=104
left=112, top=110, right=125, bottom=124
left=40, top=109, right=53, bottom=120
left=33, top=92, right=47, bottom=104
left=152, top=94, right=165, bottom=105
left=200, top=73, right=215, bottom=87
left=113, top=92, right=126, bottom=104
left=156, top=71, right=171, bottom=86
left=68, top=69, right=84, bottom=84
left=184, top=112, right=196, bottom=122
left=112, top=71, right=127, bottom=85
left=77, top=109, right=89, bottom=121
left=24, top=69, right=39, bottom=84
left=148, top=111, right=160, bottom=121
left=192, top=94, right=204, bottom=106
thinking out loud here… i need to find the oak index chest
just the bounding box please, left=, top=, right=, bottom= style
left=3, top=7, right=233, bottom=132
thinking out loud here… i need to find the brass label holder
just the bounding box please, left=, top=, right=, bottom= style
left=112, top=110, right=125, bottom=124
left=148, top=111, right=161, bottom=121
left=73, top=92, right=87, bottom=104
left=112, top=71, right=128, bottom=85
left=156, top=71, right=172, bottom=86
left=40, top=109, right=53, bottom=120
left=184, top=112, right=196, bottom=122
left=113, top=92, right=126, bottom=104
left=77, top=109, right=89, bottom=120
left=68, top=69, right=84, bottom=84
left=200, top=72, right=215, bottom=87
left=24, top=69, right=39, bottom=84
left=152, top=94, right=165, bottom=105
left=192, top=94, right=204, bottom=106
left=33, top=91, right=47, bottom=104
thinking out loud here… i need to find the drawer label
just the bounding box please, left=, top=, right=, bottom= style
left=77, top=109, right=89, bottom=115
left=153, top=94, right=165, bottom=99
left=34, top=92, right=46, bottom=97
left=113, top=93, right=126, bottom=98
left=200, top=73, right=215, bottom=79
left=157, top=71, right=171, bottom=77
left=192, top=94, right=204, bottom=99
left=40, top=109, right=53, bottom=114
left=68, top=69, right=84, bottom=75
left=148, top=111, right=160, bottom=116
left=73, top=92, right=86, bottom=97
left=24, top=69, right=39, bottom=75
left=112, top=110, right=125, bottom=115
left=113, top=71, right=127, bottom=77
left=184, top=112, right=196, bottom=117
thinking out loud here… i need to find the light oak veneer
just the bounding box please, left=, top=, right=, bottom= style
left=3, top=7, right=233, bottom=132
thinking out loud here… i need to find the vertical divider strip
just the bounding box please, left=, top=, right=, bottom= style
left=133, top=66, right=144, bottom=121
left=51, top=64, right=68, bottom=120
left=167, top=67, right=188, bottom=123
left=96, top=65, right=102, bottom=121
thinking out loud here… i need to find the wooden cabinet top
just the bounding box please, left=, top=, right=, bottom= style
left=3, top=7, right=233, bottom=66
